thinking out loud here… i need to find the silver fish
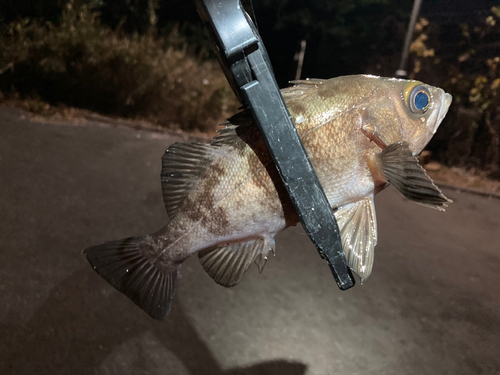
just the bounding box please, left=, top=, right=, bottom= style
left=84, top=75, right=452, bottom=319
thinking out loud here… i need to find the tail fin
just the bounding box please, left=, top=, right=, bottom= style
left=83, top=235, right=180, bottom=320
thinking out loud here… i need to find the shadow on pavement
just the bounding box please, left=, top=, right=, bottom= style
left=0, top=269, right=306, bottom=375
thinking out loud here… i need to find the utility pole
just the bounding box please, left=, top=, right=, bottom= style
left=294, top=40, right=307, bottom=81
left=396, top=0, right=423, bottom=78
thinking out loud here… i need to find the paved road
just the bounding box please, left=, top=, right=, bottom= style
left=1, top=107, right=499, bottom=375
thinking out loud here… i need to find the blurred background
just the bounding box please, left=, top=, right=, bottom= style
left=0, top=0, right=499, bottom=179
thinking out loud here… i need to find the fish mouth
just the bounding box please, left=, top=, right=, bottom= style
left=428, top=89, right=452, bottom=135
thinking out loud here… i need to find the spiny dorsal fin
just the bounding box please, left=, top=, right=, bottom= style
left=83, top=235, right=180, bottom=320
left=161, top=142, right=220, bottom=219
left=213, top=79, right=325, bottom=147
left=198, top=238, right=275, bottom=287
left=212, top=110, right=255, bottom=148
left=334, top=195, right=377, bottom=281
left=281, top=78, right=325, bottom=101
left=377, top=142, right=452, bottom=211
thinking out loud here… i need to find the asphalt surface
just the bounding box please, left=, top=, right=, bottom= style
left=1, top=106, right=499, bottom=375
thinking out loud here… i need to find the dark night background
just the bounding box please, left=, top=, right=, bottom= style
left=0, top=0, right=499, bottom=175
left=1, top=0, right=496, bottom=84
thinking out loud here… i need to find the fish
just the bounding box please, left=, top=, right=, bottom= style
left=83, top=75, right=452, bottom=320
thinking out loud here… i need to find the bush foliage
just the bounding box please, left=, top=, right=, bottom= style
left=1, top=1, right=499, bottom=176
left=406, top=8, right=500, bottom=177
left=0, top=1, right=238, bottom=131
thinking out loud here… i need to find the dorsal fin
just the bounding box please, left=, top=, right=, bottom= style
left=211, top=110, right=255, bottom=148
left=281, top=78, right=325, bottom=101
left=335, top=195, right=378, bottom=282
left=198, top=238, right=275, bottom=287
left=213, top=79, right=325, bottom=148
left=161, top=142, right=220, bottom=219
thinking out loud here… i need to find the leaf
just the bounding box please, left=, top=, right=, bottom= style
left=475, top=76, right=488, bottom=86
left=458, top=53, right=470, bottom=62
left=481, top=101, right=491, bottom=111
left=486, top=16, right=496, bottom=26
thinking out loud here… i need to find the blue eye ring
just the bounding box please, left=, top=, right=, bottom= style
left=409, top=85, right=430, bottom=113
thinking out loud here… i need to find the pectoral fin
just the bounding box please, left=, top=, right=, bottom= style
left=198, top=238, right=275, bottom=287
left=374, top=142, right=451, bottom=210
left=334, top=195, right=377, bottom=281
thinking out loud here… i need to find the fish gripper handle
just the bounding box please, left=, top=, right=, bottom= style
left=196, top=0, right=355, bottom=290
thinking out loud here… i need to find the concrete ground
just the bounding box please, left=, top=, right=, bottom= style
left=0, top=106, right=499, bottom=375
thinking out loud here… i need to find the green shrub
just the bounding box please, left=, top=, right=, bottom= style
left=0, top=1, right=238, bottom=132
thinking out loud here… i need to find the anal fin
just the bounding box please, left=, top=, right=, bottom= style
left=334, top=195, right=377, bottom=281
left=376, top=142, right=451, bottom=210
left=198, top=238, right=275, bottom=287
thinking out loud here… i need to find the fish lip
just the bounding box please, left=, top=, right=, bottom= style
left=429, top=90, right=452, bottom=135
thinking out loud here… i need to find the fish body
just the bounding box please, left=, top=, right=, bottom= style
left=84, top=75, right=452, bottom=319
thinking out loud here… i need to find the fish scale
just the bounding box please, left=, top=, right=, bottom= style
left=84, top=75, right=453, bottom=319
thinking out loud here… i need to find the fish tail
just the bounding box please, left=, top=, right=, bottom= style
left=83, top=234, right=181, bottom=320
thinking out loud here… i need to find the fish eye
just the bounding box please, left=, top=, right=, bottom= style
left=409, top=85, right=430, bottom=114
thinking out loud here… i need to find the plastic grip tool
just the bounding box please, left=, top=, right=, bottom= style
left=196, top=0, right=355, bottom=290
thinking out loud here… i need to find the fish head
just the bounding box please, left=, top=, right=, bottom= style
left=398, top=79, right=452, bottom=154
left=361, top=76, right=452, bottom=155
